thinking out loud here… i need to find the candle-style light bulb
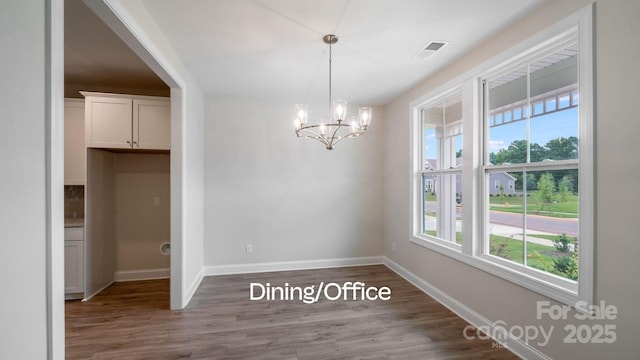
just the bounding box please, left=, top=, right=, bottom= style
left=359, top=107, right=372, bottom=129
left=333, top=99, right=347, bottom=121
left=295, top=104, right=308, bottom=125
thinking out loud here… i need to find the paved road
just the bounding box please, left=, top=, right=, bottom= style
left=424, top=201, right=578, bottom=237
left=489, top=210, right=578, bottom=237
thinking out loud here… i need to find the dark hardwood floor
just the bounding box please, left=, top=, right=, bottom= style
left=66, top=265, right=518, bottom=359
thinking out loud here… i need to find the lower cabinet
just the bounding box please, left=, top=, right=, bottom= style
left=64, top=228, right=84, bottom=300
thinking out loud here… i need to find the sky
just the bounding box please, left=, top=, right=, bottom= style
left=424, top=106, right=578, bottom=160
left=489, top=107, right=578, bottom=153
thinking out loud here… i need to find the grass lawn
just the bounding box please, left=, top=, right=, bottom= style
left=532, top=234, right=578, bottom=242
left=424, top=193, right=436, bottom=201
left=489, top=192, right=578, bottom=218
left=421, top=231, right=576, bottom=279
left=489, top=234, right=561, bottom=271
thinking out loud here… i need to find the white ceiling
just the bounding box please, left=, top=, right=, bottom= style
left=64, top=0, right=168, bottom=97
left=65, top=0, right=547, bottom=105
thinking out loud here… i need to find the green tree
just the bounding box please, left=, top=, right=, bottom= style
left=490, top=139, right=546, bottom=165
left=530, top=143, right=547, bottom=162
left=526, top=173, right=537, bottom=191
left=536, top=172, right=555, bottom=211
left=492, top=140, right=527, bottom=164
left=558, top=176, right=571, bottom=202
left=499, top=184, right=505, bottom=203
left=545, top=136, right=578, bottom=160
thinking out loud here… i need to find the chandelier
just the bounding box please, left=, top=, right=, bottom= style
left=293, top=34, right=372, bottom=150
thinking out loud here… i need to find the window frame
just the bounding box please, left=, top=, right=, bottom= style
left=413, top=86, right=464, bottom=251
left=409, top=5, right=594, bottom=306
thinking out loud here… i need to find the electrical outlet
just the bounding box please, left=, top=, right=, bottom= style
left=391, top=242, right=396, bottom=251
left=153, top=196, right=160, bottom=206
left=246, top=244, right=253, bottom=254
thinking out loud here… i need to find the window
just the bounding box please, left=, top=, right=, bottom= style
left=418, top=90, right=463, bottom=247
left=411, top=6, right=593, bottom=305
left=483, top=33, right=585, bottom=290
left=425, top=179, right=434, bottom=193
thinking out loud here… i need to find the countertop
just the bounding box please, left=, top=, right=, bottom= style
left=64, top=217, right=84, bottom=228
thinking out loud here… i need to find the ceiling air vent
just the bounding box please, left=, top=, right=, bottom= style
left=414, top=40, right=449, bottom=59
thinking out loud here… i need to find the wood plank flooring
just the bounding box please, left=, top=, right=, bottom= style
left=66, top=265, right=519, bottom=359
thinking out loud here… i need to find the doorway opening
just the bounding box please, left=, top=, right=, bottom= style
left=62, top=0, right=185, bottom=308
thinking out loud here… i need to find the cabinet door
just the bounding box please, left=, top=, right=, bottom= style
left=64, top=99, right=85, bottom=185
left=64, top=240, right=84, bottom=296
left=133, top=99, right=171, bottom=150
left=85, top=96, right=133, bottom=149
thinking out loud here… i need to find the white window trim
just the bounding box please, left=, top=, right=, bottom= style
left=409, top=4, right=593, bottom=306
left=412, top=86, right=464, bottom=250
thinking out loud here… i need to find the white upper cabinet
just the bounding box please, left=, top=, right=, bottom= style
left=133, top=99, right=171, bottom=150
left=84, top=94, right=133, bottom=149
left=64, top=99, right=86, bottom=185
left=81, top=92, right=170, bottom=150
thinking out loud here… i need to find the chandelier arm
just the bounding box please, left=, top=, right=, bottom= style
left=314, top=137, right=332, bottom=148
left=297, top=128, right=323, bottom=139
left=299, top=123, right=345, bottom=128
left=297, top=128, right=331, bottom=147
left=331, top=132, right=361, bottom=147
left=302, top=135, right=330, bottom=147
left=327, top=121, right=343, bottom=148
left=331, top=136, right=347, bottom=147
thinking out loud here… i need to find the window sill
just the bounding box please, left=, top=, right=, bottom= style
left=410, top=234, right=581, bottom=305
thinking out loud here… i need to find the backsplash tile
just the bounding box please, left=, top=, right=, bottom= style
left=64, top=185, right=84, bottom=218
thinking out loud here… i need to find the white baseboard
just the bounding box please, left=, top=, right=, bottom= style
left=203, top=256, right=384, bottom=276
left=383, top=257, right=551, bottom=360
left=65, top=292, right=83, bottom=301
left=82, top=281, right=114, bottom=302
left=114, top=268, right=170, bottom=282
left=183, top=267, right=204, bottom=307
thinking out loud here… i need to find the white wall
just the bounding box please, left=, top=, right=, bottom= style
left=204, top=96, right=384, bottom=267
left=0, top=1, right=59, bottom=359
left=94, top=0, right=206, bottom=308
left=115, top=153, right=170, bottom=272
left=182, top=85, right=205, bottom=300
left=383, top=0, right=640, bottom=358
left=85, top=149, right=117, bottom=298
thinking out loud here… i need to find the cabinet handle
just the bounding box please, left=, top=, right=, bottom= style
left=126, top=140, right=133, bottom=148
left=133, top=141, right=139, bottom=148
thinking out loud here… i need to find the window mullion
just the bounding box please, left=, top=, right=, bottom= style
left=523, top=170, right=528, bottom=267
